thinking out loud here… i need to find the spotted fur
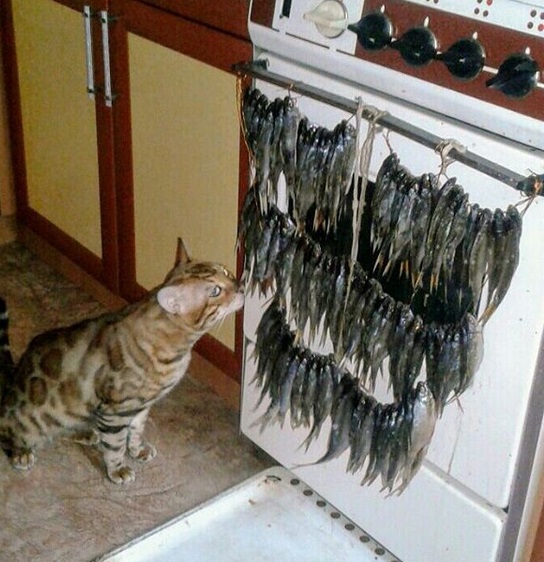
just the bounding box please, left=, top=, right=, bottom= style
left=0, top=240, right=244, bottom=484
left=0, top=298, right=15, bottom=401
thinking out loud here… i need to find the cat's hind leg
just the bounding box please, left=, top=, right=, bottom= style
left=127, top=408, right=157, bottom=462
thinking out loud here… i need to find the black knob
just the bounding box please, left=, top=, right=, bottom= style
left=391, top=27, right=437, bottom=67
left=437, top=38, right=485, bottom=80
left=486, top=53, right=539, bottom=98
left=348, top=11, right=393, bottom=51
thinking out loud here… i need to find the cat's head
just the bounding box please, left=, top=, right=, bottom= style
left=156, top=238, right=244, bottom=332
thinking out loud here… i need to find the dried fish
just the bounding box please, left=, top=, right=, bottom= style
left=393, top=382, right=437, bottom=494
left=302, top=356, right=340, bottom=450
left=468, top=208, right=492, bottom=313
left=241, top=87, right=356, bottom=232
left=280, top=97, right=301, bottom=199
left=388, top=305, right=426, bottom=402
left=480, top=205, right=522, bottom=324
left=239, top=106, right=527, bottom=496
left=310, top=375, right=359, bottom=464
left=426, top=313, right=483, bottom=413
left=253, top=300, right=438, bottom=493
left=347, top=393, right=378, bottom=474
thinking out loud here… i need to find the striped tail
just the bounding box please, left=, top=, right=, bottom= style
left=0, top=297, right=14, bottom=372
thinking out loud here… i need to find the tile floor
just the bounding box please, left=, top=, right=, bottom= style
left=0, top=241, right=270, bottom=562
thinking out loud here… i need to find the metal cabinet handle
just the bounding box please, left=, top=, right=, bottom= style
left=100, top=10, right=113, bottom=107
left=83, top=5, right=95, bottom=99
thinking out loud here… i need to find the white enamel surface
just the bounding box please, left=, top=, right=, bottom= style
left=406, top=0, right=544, bottom=36
left=98, top=467, right=395, bottom=562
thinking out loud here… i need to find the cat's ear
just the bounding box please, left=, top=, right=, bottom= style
left=157, top=285, right=191, bottom=315
left=175, top=237, right=191, bottom=267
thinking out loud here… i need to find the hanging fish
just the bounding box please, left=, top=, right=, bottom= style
left=252, top=300, right=438, bottom=494
left=480, top=205, right=522, bottom=324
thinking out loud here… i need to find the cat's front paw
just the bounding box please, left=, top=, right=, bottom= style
left=129, top=442, right=157, bottom=463
left=10, top=450, right=36, bottom=471
left=107, top=466, right=135, bottom=484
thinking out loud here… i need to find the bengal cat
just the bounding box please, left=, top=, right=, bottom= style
left=0, top=239, right=244, bottom=484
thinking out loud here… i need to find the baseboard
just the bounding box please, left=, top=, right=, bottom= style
left=189, top=352, right=242, bottom=412
left=18, top=224, right=126, bottom=311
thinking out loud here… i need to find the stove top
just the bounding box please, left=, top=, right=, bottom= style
left=249, top=0, right=544, bottom=150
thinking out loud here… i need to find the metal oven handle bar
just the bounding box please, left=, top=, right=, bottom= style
left=234, top=60, right=540, bottom=195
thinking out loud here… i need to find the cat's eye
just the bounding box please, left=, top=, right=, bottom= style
left=210, top=285, right=222, bottom=298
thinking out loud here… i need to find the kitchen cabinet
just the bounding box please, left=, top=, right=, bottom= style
left=110, top=0, right=251, bottom=375
left=1, top=0, right=119, bottom=290
left=0, top=0, right=251, bottom=379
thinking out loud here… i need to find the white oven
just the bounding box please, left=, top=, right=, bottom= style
left=237, top=2, right=544, bottom=561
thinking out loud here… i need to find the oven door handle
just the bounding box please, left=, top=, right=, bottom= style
left=233, top=60, right=536, bottom=195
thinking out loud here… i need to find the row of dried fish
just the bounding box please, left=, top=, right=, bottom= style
left=241, top=190, right=484, bottom=411
left=241, top=87, right=357, bottom=230
left=252, top=299, right=438, bottom=494
left=242, top=88, right=300, bottom=213
left=371, top=153, right=523, bottom=322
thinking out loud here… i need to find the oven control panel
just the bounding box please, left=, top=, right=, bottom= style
left=249, top=0, right=544, bottom=149
left=350, top=0, right=543, bottom=113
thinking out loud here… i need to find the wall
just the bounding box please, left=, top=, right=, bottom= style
left=0, top=35, right=16, bottom=217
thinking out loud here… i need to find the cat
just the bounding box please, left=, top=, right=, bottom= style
left=0, top=297, right=14, bottom=402
left=0, top=238, right=244, bottom=484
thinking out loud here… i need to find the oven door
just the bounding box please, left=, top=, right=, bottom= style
left=239, top=53, right=544, bottom=562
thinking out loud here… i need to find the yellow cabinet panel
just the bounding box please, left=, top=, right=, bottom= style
left=129, top=34, right=240, bottom=350
left=12, top=0, right=102, bottom=257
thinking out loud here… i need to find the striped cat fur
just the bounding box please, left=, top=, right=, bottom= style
left=0, top=239, right=244, bottom=483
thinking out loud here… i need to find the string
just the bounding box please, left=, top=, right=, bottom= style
left=338, top=101, right=388, bottom=365
left=435, top=138, right=466, bottom=180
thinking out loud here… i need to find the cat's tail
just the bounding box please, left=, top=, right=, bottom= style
left=0, top=297, right=14, bottom=372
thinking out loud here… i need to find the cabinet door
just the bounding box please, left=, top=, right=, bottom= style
left=2, top=0, right=118, bottom=290
left=110, top=0, right=251, bottom=379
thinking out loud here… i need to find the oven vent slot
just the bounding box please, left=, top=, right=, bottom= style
left=234, top=60, right=541, bottom=196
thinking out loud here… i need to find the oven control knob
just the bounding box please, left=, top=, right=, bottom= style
left=392, top=26, right=437, bottom=67
left=437, top=38, right=485, bottom=80
left=303, top=0, right=348, bottom=38
left=486, top=53, right=539, bottom=98
left=347, top=11, right=393, bottom=51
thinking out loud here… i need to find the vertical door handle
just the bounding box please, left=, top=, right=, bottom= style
left=83, top=5, right=95, bottom=99
left=100, top=10, right=113, bottom=107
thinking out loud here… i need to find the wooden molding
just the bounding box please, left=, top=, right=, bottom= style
left=135, top=0, right=251, bottom=42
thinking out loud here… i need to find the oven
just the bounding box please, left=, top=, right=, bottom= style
left=236, top=1, right=544, bottom=561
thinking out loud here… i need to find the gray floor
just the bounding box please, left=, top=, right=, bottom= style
left=0, top=242, right=270, bottom=562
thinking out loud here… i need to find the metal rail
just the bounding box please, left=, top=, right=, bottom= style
left=234, top=60, right=541, bottom=195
